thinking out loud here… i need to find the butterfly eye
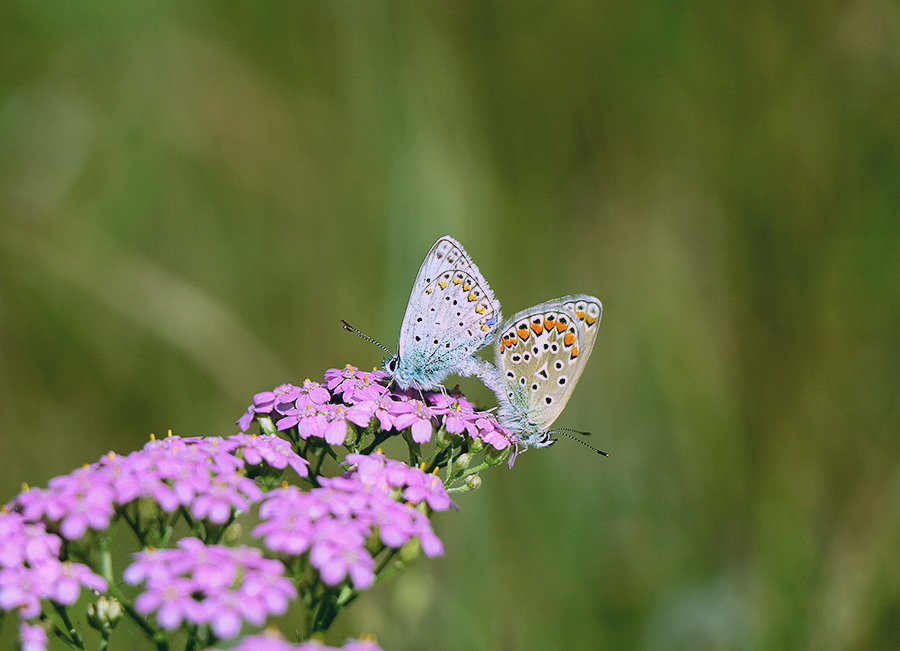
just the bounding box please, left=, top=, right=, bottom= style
left=387, top=358, right=398, bottom=373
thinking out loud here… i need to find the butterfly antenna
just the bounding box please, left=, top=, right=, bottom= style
left=547, top=429, right=608, bottom=456
left=552, top=425, right=593, bottom=437
left=340, top=320, right=395, bottom=357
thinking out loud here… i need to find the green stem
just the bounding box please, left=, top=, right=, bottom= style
left=52, top=604, right=85, bottom=649
left=423, top=426, right=452, bottom=467
left=159, top=508, right=182, bottom=547
left=361, top=429, right=391, bottom=455
left=310, top=591, right=340, bottom=635
left=97, top=536, right=114, bottom=585
left=116, top=504, right=143, bottom=543
left=179, top=505, right=197, bottom=535
left=49, top=622, right=83, bottom=650
left=403, top=430, right=422, bottom=466
left=424, top=447, right=452, bottom=474
left=313, top=445, right=328, bottom=478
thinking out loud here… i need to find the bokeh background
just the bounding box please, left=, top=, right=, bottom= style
left=2, top=2, right=899, bottom=650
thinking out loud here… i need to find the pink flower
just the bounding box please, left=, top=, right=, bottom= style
left=389, top=399, right=436, bottom=443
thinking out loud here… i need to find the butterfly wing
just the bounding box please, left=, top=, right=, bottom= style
left=395, top=236, right=501, bottom=388
left=495, top=295, right=601, bottom=431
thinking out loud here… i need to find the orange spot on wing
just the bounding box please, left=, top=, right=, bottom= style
left=530, top=322, right=543, bottom=335
left=517, top=327, right=530, bottom=340
left=467, top=293, right=477, bottom=302
left=564, top=331, right=576, bottom=346
left=570, top=345, right=579, bottom=359
left=556, top=321, right=567, bottom=333
left=475, top=304, right=487, bottom=314
left=575, top=310, right=586, bottom=320
left=439, top=280, right=448, bottom=289
left=585, top=315, right=597, bottom=325
left=544, top=316, right=555, bottom=330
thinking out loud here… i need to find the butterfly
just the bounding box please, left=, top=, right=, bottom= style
left=344, top=236, right=501, bottom=391
left=478, top=295, right=605, bottom=453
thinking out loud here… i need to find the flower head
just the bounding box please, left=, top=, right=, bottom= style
left=253, top=453, right=449, bottom=590
left=125, top=538, right=294, bottom=639
left=0, top=512, right=107, bottom=619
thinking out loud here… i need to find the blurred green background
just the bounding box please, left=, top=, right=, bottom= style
left=2, top=2, right=899, bottom=649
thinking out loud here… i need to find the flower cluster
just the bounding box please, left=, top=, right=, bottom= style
left=10, top=433, right=308, bottom=541
left=2, top=363, right=516, bottom=649
left=253, top=452, right=452, bottom=590
left=125, top=538, right=295, bottom=639
left=0, top=511, right=107, bottom=619
left=219, top=630, right=382, bottom=651
left=344, top=452, right=454, bottom=511
left=239, top=365, right=516, bottom=452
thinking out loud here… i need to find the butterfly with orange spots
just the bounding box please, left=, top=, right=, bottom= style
left=479, top=295, right=603, bottom=452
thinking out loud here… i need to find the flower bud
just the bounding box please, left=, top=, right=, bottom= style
left=257, top=416, right=277, bottom=436
left=468, top=436, right=484, bottom=453
left=464, top=474, right=482, bottom=490
left=398, top=536, right=422, bottom=563
left=87, top=596, right=123, bottom=633
left=342, top=420, right=357, bottom=447
left=454, top=453, right=471, bottom=470
left=436, top=426, right=461, bottom=448
left=222, top=521, right=242, bottom=545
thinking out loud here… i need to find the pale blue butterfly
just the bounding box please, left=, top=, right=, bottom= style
left=478, top=295, right=606, bottom=454
left=344, top=236, right=501, bottom=391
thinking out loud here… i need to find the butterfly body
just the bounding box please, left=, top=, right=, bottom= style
left=480, top=295, right=602, bottom=449
left=386, top=236, right=501, bottom=391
